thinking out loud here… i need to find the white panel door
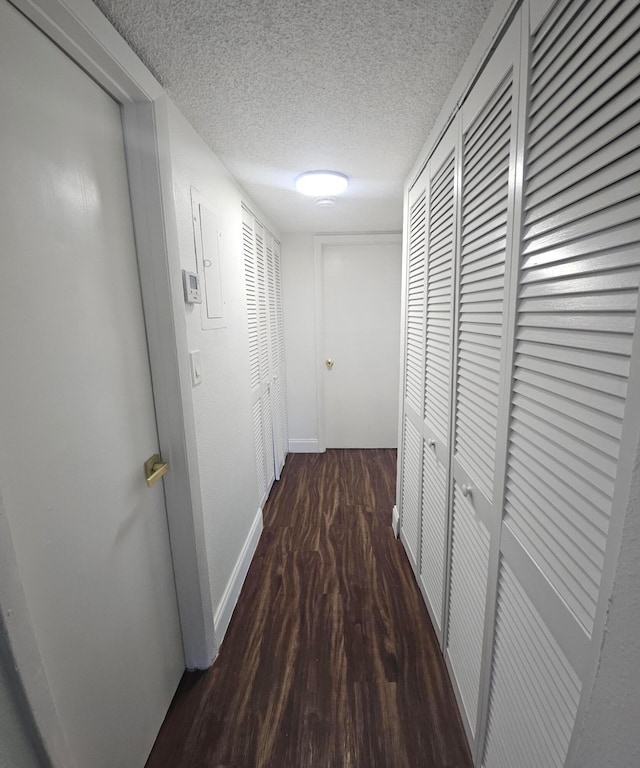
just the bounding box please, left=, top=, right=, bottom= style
left=0, top=4, right=183, bottom=767
left=322, top=239, right=402, bottom=448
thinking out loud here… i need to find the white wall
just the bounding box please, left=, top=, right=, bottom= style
left=280, top=234, right=319, bottom=452
left=570, top=437, right=640, bottom=768
left=165, top=100, right=276, bottom=640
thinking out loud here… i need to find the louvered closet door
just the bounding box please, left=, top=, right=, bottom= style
left=399, top=169, right=428, bottom=572
left=272, top=238, right=287, bottom=477
left=257, top=222, right=276, bottom=495
left=419, top=119, right=458, bottom=639
left=243, top=208, right=273, bottom=506
left=481, top=0, right=640, bottom=765
left=446, top=15, right=521, bottom=743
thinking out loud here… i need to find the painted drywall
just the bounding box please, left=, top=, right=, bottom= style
left=570, top=435, right=640, bottom=768
left=165, top=100, right=275, bottom=625
left=0, top=636, right=42, bottom=768
left=280, top=234, right=319, bottom=451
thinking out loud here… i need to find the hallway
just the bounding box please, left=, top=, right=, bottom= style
left=146, top=450, right=471, bottom=767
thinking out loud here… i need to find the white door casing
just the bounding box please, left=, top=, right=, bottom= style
left=315, top=234, right=402, bottom=450
left=0, top=2, right=187, bottom=766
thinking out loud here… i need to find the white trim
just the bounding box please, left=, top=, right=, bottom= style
left=313, top=233, right=403, bottom=453
left=288, top=438, right=321, bottom=453
left=391, top=505, right=400, bottom=538
left=213, top=508, right=264, bottom=652
left=124, top=97, right=216, bottom=669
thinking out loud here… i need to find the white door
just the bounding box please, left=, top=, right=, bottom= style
left=321, top=237, right=402, bottom=448
left=0, top=4, right=183, bottom=767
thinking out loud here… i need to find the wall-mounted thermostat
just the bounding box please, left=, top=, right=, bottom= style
left=182, top=269, right=202, bottom=304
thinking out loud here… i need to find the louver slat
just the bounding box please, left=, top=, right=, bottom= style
left=481, top=561, right=581, bottom=768
left=405, top=192, right=427, bottom=414
left=447, top=483, right=491, bottom=736
left=505, top=0, right=640, bottom=634
left=455, top=75, right=513, bottom=501
left=425, top=153, right=455, bottom=442
left=420, top=442, right=448, bottom=630
left=401, top=416, right=421, bottom=567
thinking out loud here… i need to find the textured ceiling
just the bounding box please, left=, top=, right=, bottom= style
left=94, top=0, right=495, bottom=234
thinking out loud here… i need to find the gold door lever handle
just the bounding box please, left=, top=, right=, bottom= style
left=145, top=454, right=169, bottom=487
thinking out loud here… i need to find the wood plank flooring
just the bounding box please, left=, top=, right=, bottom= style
left=146, top=450, right=471, bottom=768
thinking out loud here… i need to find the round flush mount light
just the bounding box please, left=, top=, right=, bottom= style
left=294, top=170, right=349, bottom=197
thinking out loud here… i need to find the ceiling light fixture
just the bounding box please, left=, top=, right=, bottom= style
left=294, top=170, right=349, bottom=197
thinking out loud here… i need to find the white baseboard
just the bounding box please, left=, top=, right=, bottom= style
left=213, top=507, right=263, bottom=649
left=392, top=504, right=400, bottom=538
left=288, top=438, right=320, bottom=453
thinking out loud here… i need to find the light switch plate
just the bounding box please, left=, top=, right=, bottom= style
left=189, top=350, right=202, bottom=386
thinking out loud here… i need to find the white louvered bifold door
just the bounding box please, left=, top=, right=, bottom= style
left=243, top=207, right=286, bottom=507
left=480, top=1, right=640, bottom=766
left=256, top=220, right=275, bottom=498
left=446, top=15, right=521, bottom=746
left=419, top=119, right=458, bottom=640
left=399, top=169, right=428, bottom=572
left=243, top=207, right=268, bottom=505
left=272, top=238, right=287, bottom=477
left=265, top=230, right=284, bottom=482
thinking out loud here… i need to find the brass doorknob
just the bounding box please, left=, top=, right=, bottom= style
left=145, top=453, right=169, bottom=487
left=325, top=358, right=334, bottom=369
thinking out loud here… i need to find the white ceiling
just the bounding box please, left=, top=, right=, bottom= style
left=94, top=0, right=495, bottom=234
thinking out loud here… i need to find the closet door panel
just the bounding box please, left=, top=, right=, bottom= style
left=243, top=209, right=268, bottom=505
left=400, top=172, right=428, bottom=572
left=424, top=137, right=456, bottom=446
left=481, top=560, right=581, bottom=768
left=273, top=239, right=288, bottom=474
left=453, top=70, right=514, bottom=502
left=420, top=439, right=448, bottom=633
left=256, top=221, right=275, bottom=495
left=419, top=120, right=458, bottom=635
left=481, top=1, right=640, bottom=765
left=446, top=481, right=491, bottom=736
left=446, top=14, right=521, bottom=743
left=504, top=0, right=640, bottom=638
left=401, top=414, right=422, bottom=569
left=243, top=207, right=286, bottom=506
left=404, top=181, right=427, bottom=418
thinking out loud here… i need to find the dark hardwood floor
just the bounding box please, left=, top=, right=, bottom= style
left=146, top=450, right=471, bottom=768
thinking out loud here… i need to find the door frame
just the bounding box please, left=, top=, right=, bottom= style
left=313, top=233, right=402, bottom=452
left=0, top=2, right=215, bottom=765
